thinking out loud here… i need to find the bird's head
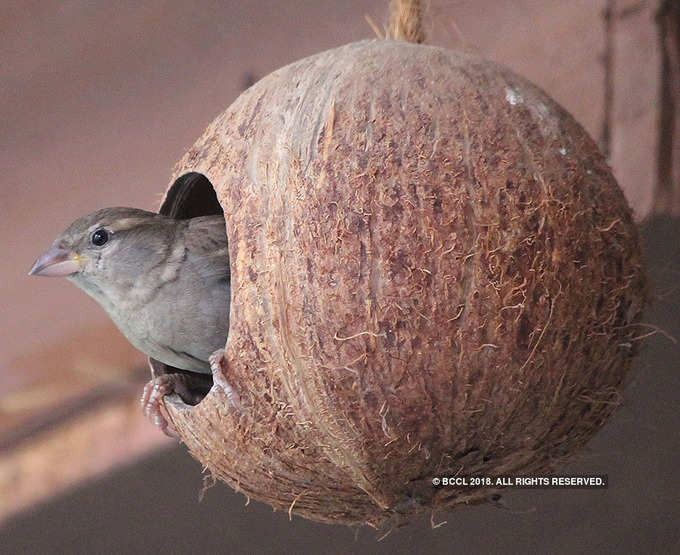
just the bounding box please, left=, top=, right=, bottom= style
left=28, top=207, right=171, bottom=285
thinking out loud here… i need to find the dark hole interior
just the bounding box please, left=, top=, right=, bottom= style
left=159, top=172, right=224, bottom=220
left=152, top=172, right=225, bottom=406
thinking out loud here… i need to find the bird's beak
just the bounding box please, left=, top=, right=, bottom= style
left=28, top=245, right=81, bottom=277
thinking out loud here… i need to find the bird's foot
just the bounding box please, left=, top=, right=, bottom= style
left=141, top=372, right=210, bottom=437
left=141, top=375, right=179, bottom=437
left=209, top=349, right=241, bottom=410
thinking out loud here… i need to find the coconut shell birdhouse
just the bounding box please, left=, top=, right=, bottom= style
left=150, top=39, right=646, bottom=527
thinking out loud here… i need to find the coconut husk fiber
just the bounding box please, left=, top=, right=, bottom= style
left=151, top=40, right=646, bottom=527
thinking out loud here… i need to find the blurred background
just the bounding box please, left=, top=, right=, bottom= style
left=1, top=1, right=679, bottom=553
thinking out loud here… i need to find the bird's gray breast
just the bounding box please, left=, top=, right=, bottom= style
left=97, top=239, right=230, bottom=374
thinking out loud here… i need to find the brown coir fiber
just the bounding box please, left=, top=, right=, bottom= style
left=158, top=40, right=646, bottom=527
left=387, top=0, right=426, bottom=43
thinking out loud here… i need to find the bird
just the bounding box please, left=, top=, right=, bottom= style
left=28, top=207, right=231, bottom=436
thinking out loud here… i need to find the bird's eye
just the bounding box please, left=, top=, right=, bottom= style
left=91, top=228, right=109, bottom=246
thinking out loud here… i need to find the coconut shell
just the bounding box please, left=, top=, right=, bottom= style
left=153, top=40, right=646, bottom=527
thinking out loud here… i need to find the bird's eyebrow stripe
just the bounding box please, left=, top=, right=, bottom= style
left=86, top=218, right=149, bottom=235
left=112, top=218, right=150, bottom=230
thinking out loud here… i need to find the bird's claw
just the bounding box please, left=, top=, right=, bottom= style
left=141, top=375, right=179, bottom=438
left=141, top=351, right=238, bottom=438
left=209, top=349, right=241, bottom=409
left=208, top=349, right=224, bottom=371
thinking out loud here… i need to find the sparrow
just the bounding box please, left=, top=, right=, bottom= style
left=28, top=207, right=231, bottom=436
